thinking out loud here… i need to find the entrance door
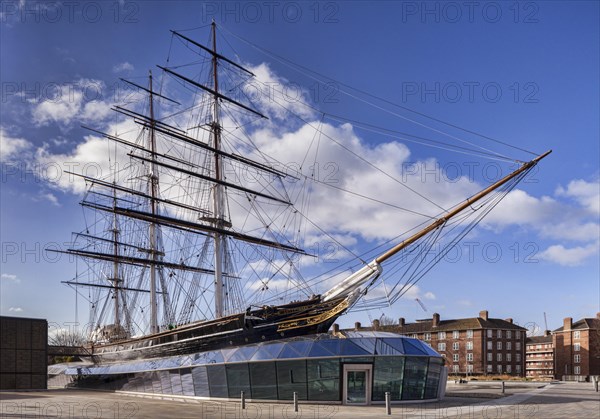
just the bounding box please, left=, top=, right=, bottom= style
left=343, top=364, right=372, bottom=405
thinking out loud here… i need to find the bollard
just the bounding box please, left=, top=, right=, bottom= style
left=595, top=377, right=599, bottom=392
left=501, top=381, right=505, bottom=394
left=241, top=390, right=245, bottom=410
left=385, top=391, right=391, bottom=415
left=293, top=391, right=298, bottom=412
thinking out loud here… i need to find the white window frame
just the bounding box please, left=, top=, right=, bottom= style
left=574, top=343, right=581, bottom=351
left=487, top=364, right=493, bottom=372
left=497, top=341, right=502, bottom=350
left=467, top=353, right=473, bottom=362
left=506, top=364, right=512, bottom=373
left=438, top=342, right=446, bottom=351
left=497, top=329, right=502, bottom=338
left=497, top=365, right=502, bottom=373
left=487, top=341, right=492, bottom=350
left=438, top=331, right=446, bottom=340
left=516, top=365, right=521, bottom=373
left=487, top=352, right=492, bottom=362
left=497, top=353, right=502, bottom=362
left=453, top=365, right=459, bottom=373
left=467, top=364, right=473, bottom=373
left=574, top=354, right=581, bottom=363
left=424, top=332, right=431, bottom=341
left=467, top=341, right=473, bottom=350
left=507, top=341, right=512, bottom=350
left=453, top=330, right=460, bottom=339
left=574, top=330, right=580, bottom=339
left=453, top=354, right=459, bottom=362
left=516, top=342, right=521, bottom=351
left=453, top=342, right=459, bottom=350
left=516, top=353, right=521, bottom=362
left=574, top=366, right=581, bottom=375
left=487, top=329, right=492, bottom=338
left=507, top=353, right=512, bottom=362
left=467, top=329, right=474, bottom=338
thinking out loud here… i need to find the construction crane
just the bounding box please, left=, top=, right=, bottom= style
left=544, top=312, right=548, bottom=332
left=415, top=298, right=428, bottom=312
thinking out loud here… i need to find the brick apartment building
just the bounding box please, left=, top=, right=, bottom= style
left=372, top=310, right=527, bottom=376
left=525, top=331, right=554, bottom=378
left=552, top=314, right=600, bottom=380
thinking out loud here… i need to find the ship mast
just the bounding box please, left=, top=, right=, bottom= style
left=322, top=149, right=552, bottom=302
left=148, top=70, right=159, bottom=334
left=111, top=183, right=121, bottom=331
left=210, top=21, right=225, bottom=318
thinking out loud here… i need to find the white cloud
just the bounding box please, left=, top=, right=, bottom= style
left=31, top=79, right=113, bottom=127
left=538, top=242, right=599, bottom=267
left=40, top=192, right=60, bottom=206
left=556, top=179, right=600, bottom=216
left=0, top=128, right=32, bottom=162
left=1, top=273, right=20, bottom=283
left=424, top=292, right=436, bottom=300
left=8, top=307, right=23, bottom=312
left=113, top=62, right=135, bottom=73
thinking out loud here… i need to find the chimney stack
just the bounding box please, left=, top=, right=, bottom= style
left=544, top=330, right=550, bottom=337
left=332, top=323, right=340, bottom=334
left=505, top=318, right=513, bottom=324
left=563, top=317, right=572, bottom=331
left=432, top=313, right=440, bottom=327
left=355, top=321, right=361, bottom=331
left=479, top=310, right=489, bottom=321
left=596, top=312, right=600, bottom=319
left=399, top=317, right=405, bottom=327
left=372, top=319, right=380, bottom=331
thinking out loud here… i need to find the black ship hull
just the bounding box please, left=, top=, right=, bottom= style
left=90, top=295, right=349, bottom=362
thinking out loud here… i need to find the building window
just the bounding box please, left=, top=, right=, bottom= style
left=497, top=365, right=502, bottom=373
left=507, top=353, right=512, bottom=362
left=438, top=342, right=446, bottom=351
left=516, top=342, right=521, bottom=351
left=515, top=330, right=520, bottom=339
left=467, top=341, right=473, bottom=350
left=438, top=332, right=446, bottom=340
left=487, top=353, right=492, bottom=362
left=574, top=343, right=581, bottom=351
left=487, top=329, right=492, bottom=338
left=497, top=341, right=502, bottom=350
left=516, top=365, right=521, bottom=373
left=453, top=365, right=459, bottom=373
left=453, top=354, right=459, bottom=362
left=574, top=354, right=581, bottom=363
left=497, top=353, right=502, bottom=362
left=507, top=330, right=512, bottom=339
left=467, top=329, right=474, bottom=338
left=516, top=353, right=521, bottom=362
left=467, top=364, right=473, bottom=373
left=487, top=341, right=492, bottom=350
left=453, top=330, right=460, bottom=339
left=487, top=364, right=493, bottom=373
left=574, top=331, right=580, bottom=339
left=467, top=353, right=473, bottom=362
left=507, top=342, right=512, bottom=350
left=424, top=332, right=431, bottom=341
left=453, top=342, right=459, bottom=351
left=574, top=366, right=581, bottom=375
left=507, top=365, right=512, bottom=373
left=411, top=334, right=418, bottom=339
left=497, top=330, right=502, bottom=338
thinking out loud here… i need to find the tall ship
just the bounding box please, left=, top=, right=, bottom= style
left=53, top=23, right=550, bottom=363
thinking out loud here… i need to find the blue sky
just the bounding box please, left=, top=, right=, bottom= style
left=1, top=1, right=598, bottom=333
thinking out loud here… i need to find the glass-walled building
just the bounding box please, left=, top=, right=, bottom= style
left=53, top=332, right=447, bottom=404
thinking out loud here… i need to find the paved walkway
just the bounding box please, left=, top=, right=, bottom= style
left=1, top=381, right=598, bottom=418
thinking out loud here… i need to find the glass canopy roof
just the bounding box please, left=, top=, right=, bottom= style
left=63, top=333, right=440, bottom=376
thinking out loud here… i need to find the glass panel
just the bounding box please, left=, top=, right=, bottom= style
left=151, top=371, right=162, bottom=394
left=346, top=371, right=367, bottom=404
left=158, top=370, right=172, bottom=394
left=350, top=338, right=376, bottom=354
left=226, top=363, right=251, bottom=399
left=279, top=341, right=313, bottom=359
left=373, top=356, right=404, bottom=401
left=192, top=366, right=210, bottom=397
left=169, top=370, right=183, bottom=395
left=424, top=358, right=442, bottom=399
left=307, top=359, right=340, bottom=401
left=207, top=364, right=228, bottom=398
left=340, top=340, right=371, bottom=356
left=180, top=368, right=195, bottom=396
left=252, top=343, right=285, bottom=361
left=249, top=362, right=278, bottom=399
left=402, top=340, right=428, bottom=355
left=276, top=360, right=308, bottom=400
left=341, top=357, right=373, bottom=364
left=402, top=357, right=428, bottom=400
